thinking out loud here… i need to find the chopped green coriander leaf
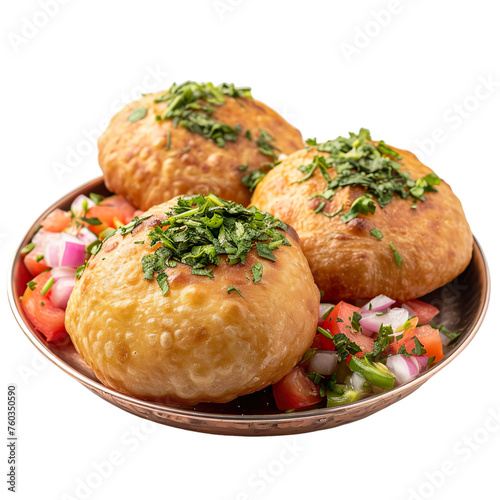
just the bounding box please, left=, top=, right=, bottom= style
left=370, top=228, right=383, bottom=240
left=238, top=164, right=249, bottom=171
left=128, top=107, right=148, bottom=122
left=191, top=268, right=214, bottom=279
left=431, top=324, right=463, bottom=344
left=321, top=204, right=344, bottom=218
left=156, top=273, right=169, bottom=295
left=166, top=131, right=171, bottom=150
left=389, top=241, right=403, bottom=266
left=76, top=263, right=87, bottom=280
left=298, top=129, right=439, bottom=218
left=89, top=193, right=104, bottom=205
left=227, top=286, right=243, bottom=297
left=21, top=243, right=35, bottom=255
left=142, top=194, right=286, bottom=294
left=411, top=337, right=427, bottom=356
left=251, top=262, right=263, bottom=283
left=40, top=301, right=45, bottom=306
left=86, top=240, right=101, bottom=255
left=245, top=129, right=253, bottom=141
left=398, top=344, right=411, bottom=356
left=40, top=277, right=54, bottom=295
left=341, top=195, right=376, bottom=223
left=154, top=81, right=251, bottom=147
left=307, top=371, right=325, bottom=385
left=428, top=356, right=436, bottom=366
left=255, top=243, right=276, bottom=261
left=134, top=241, right=145, bottom=244
left=241, top=161, right=277, bottom=192
left=36, top=255, right=44, bottom=262
left=314, top=201, right=326, bottom=213
left=80, top=216, right=102, bottom=226
left=351, top=311, right=362, bottom=332
left=256, top=129, right=280, bottom=160
left=332, top=333, right=362, bottom=361
left=27, top=281, right=37, bottom=291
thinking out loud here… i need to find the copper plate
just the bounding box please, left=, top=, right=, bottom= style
left=7, top=177, right=491, bottom=436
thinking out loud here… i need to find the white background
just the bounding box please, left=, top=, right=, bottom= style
left=1, top=1, right=499, bottom=499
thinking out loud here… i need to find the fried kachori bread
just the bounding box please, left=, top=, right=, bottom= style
left=65, top=195, right=320, bottom=404
left=250, top=130, right=473, bottom=302
left=98, top=82, right=304, bottom=211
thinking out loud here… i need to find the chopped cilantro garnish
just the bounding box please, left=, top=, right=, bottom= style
left=128, top=107, right=147, bottom=122
left=245, top=129, right=253, bottom=141
left=251, top=262, right=263, bottom=283
left=341, top=195, right=376, bottom=223
left=241, top=161, right=279, bottom=192
left=36, top=255, right=44, bottom=262
left=351, top=311, right=362, bottom=332
left=142, top=194, right=287, bottom=293
left=227, top=286, right=243, bottom=297
left=76, top=263, right=87, bottom=280
left=80, top=216, right=102, bottom=226
left=299, top=129, right=440, bottom=219
left=27, top=281, right=37, bottom=291
left=156, top=273, right=169, bottom=295
left=256, top=129, right=280, bottom=161
left=389, top=241, right=403, bottom=266
left=332, top=333, right=362, bottom=361
left=432, top=324, right=463, bottom=344
left=412, top=337, right=427, bottom=355
left=154, top=81, right=251, bottom=147
left=89, top=193, right=104, bottom=205
left=238, top=164, right=249, bottom=171
left=191, top=268, right=214, bottom=279
left=370, top=228, right=383, bottom=240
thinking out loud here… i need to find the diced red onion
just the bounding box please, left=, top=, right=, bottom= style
left=360, top=307, right=409, bottom=334
left=308, top=350, right=338, bottom=376
left=44, top=241, right=62, bottom=267
left=59, top=241, right=87, bottom=267
left=50, top=266, right=77, bottom=281
left=386, top=354, right=429, bottom=386
left=319, top=303, right=335, bottom=320
left=50, top=276, right=76, bottom=310
left=77, top=227, right=98, bottom=246
left=71, top=195, right=95, bottom=217
left=361, top=294, right=396, bottom=313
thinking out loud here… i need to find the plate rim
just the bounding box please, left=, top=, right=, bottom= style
left=7, top=176, right=492, bottom=426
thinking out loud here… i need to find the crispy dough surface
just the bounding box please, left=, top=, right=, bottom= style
left=98, top=91, right=303, bottom=211
left=65, top=201, right=320, bottom=404
left=251, top=145, right=473, bottom=302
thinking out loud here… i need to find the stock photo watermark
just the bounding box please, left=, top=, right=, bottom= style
left=339, top=0, right=418, bottom=64
left=406, top=404, right=500, bottom=499
left=51, top=64, right=171, bottom=183
left=412, top=74, right=499, bottom=160
left=7, top=0, right=73, bottom=54
left=213, top=0, right=245, bottom=21
left=60, top=419, right=156, bottom=500
left=229, top=438, right=306, bottom=500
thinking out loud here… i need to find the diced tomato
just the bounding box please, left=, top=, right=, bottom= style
left=404, top=299, right=439, bottom=324
left=272, top=366, right=323, bottom=411
left=85, top=196, right=136, bottom=234
left=41, top=209, right=71, bottom=232
left=311, top=332, right=336, bottom=351
left=21, top=272, right=67, bottom=342
left=392, top=325, right=443, bottom=363
left=323, top=301, right=374, bottom=353
left=24, top=250, right=50, bottom=276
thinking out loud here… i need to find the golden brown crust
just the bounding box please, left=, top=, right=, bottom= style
left=98, top=91, right=304, bottom=211
left=65, top=200, right=320, bottom=404
left=251, top=145, right=473, bottom=302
